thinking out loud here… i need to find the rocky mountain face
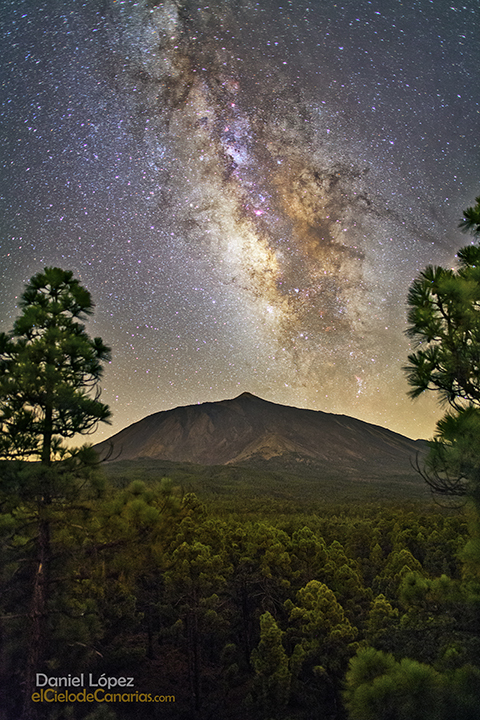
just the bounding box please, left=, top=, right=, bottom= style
left=95, top=393, right=426, bottom=477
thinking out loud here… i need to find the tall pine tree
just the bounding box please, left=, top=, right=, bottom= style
left=0, top=266, right=111, bottom=463
left=0, top=268, right=111, bottom=720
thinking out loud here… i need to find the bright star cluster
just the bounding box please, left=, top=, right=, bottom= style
left=1, top=0, right=478, bottom=441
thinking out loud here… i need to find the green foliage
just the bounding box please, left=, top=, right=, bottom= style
left=344, top=646, right=397, bottom=688
left=365, top=595, right=399, bottom=646
left=459, top=195, right=480, bottom=237
left=1, top=453, right=478, bottom=720
left=101, top=456, right=432, bottom=508
left=0, top=268, right=114, bottom=718
left=405, top=253, right=480, bottom=408
left=282, top=579, right=358, bottom=715
left=344, top=648, right=480, bottom=720
left=404, top=199, right=480, bottom=505
left=285, top=580, right=358, bottom=674
left=0, top=267, right=111, bottom=463
left=250, top=611, right=291, bottom=717
left=425, top=407, right=480, bottom=503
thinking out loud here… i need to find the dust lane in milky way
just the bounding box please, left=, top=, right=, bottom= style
left=0, top=0, right=478, bottom=440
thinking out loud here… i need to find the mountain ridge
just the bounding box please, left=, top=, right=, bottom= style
left=94, top=393, right=426, bottom=479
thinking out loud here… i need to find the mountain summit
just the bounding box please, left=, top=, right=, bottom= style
left=95, top=393, right=425, bottom=477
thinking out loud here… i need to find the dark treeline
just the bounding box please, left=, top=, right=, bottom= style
left=1, top=462, right=479, bottom=720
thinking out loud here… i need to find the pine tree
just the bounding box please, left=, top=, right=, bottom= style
left=250, top=611, right=291, bottom=719
left=344, top=647, right=480, bottom=720
left=0, top=266, right=111, bottom=464
left=0, top=268, right=111, bottom=720
left=404, top=197, right=480, bottom=505
left=459, top=195, right=480, bottom=237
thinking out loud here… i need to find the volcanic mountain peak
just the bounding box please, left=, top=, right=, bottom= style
left=235, top=391, right=257, bottom=400
left=95, top=393, right=426, bottom=479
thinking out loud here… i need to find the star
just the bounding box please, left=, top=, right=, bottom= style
left=1, top=0, right=478, bottom=442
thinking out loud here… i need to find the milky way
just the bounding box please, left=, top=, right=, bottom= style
left=1, top=0, right=479, bottom=441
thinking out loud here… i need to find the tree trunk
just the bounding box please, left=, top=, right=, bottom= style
left=21, top=512, right=50, bottom=720
left=41, top=402, right=53, bottom=466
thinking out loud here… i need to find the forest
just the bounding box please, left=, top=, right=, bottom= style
left=1, top=462, right=479, bottom=720
left=2, top=198, right=480, bottom=719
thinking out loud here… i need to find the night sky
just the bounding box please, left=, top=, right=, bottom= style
left=1, top=0, right=478, bottom=442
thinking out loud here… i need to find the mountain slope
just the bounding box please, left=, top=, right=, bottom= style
left=95, top=393, right=426, bottom=478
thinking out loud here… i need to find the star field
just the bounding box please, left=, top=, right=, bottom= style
left=1, top=0, right=479, bottom=441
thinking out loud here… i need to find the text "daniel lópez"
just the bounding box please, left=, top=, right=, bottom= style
left=36, top=674, right=134, bottom=690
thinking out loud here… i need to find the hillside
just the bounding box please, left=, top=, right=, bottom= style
left=95, top=393, right=427, bottom=490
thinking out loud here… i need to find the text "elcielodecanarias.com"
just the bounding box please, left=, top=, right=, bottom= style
left=32, top=674, right=175, bottom=704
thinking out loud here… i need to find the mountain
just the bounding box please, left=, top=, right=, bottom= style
left=94, top=392, right=426, bottom=479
